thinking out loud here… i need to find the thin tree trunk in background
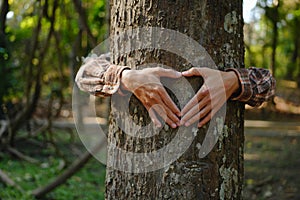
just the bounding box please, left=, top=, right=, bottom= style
left=271, top=20, right=278, bottom=78
left=106, top=1, right=244, bottom=199
left=267, top=1, right=280, bottom=78
left=72, top=0, right=97, bottom=47
left=289, top=23, right=299, bottom=85
left=0, top=0, right=8, bottom=33
left=293, top=19, right=300, bottom=87
left=105, top=0, right=110, bottom=36
left=10, top=0, right=58, bottom=138
left=0, top=0, right=9, bottom=105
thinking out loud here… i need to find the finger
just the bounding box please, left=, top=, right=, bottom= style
left=181, top=94, right=198, bottom=116
left=160, top=103, right=180, bottom=126
left=180, top=97, right=207, bottom=125
left=181, top=85, right=209, bottom=116
left=184, top=103, right=212, bottom=127
left=198, top=99, right=223, bottom=127
left=148, top=107, right=162, bottom=128
left=158, top=87, right=181, bottom=117
left=155, top=68, right=182, bottom=79
left=198, top=112, right=212, bottom=128
left=152, top=103, right=178, bottom=128
left=165, top=117, right=177, bottom=128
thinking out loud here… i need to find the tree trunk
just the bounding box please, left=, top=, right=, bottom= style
left=0, top=0, right=9, bottom=33
left=0, top=0, right=9, bottom=105
left=265, top=1, right=280, bottom=78
left=270, top=20, right=278, bottom=78
left=106, top=1, right=244, bottom=199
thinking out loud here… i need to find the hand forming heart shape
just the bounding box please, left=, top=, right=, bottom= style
left=120, top=67, right=240, bottom=128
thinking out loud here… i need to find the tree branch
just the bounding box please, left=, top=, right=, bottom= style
left=0, top=169, right=24, bottom=192
left=7, top=146, right=39, bottom=164
left=31, top=141, right=104, bottom=198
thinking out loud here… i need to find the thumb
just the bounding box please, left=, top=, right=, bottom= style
left=181, top=67, right=202, bottom=77
left=156, top=68, right=182, bottom=78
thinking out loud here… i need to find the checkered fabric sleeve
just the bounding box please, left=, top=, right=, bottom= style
left=75, top=53, right=130, bottom=97
left=226, top=67, right=276, bottom=107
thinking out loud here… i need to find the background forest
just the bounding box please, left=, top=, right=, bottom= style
left=0, top=0, right=299, bottom=199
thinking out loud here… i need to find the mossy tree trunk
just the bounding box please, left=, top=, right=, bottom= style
left=106, top=0, right=245, bottom=199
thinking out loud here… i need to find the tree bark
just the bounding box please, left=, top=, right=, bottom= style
left=106, top=1, right=244, bottom=199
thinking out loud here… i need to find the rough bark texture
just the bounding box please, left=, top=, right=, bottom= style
left=106, top=1, right=244, bottom=199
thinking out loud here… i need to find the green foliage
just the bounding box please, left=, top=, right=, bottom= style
left=0, top=129, right=106, bottom=200
left=245, top=0, right=300, bottom=81
left=0, top=156, right=106, bottom=200
left=1, top=0, right=108, bottom=108
left=0, top=0, right=108, bottom=197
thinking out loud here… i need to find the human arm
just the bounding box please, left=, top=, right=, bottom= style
left=180, top=67, right=276, bottom=127
left=75, top=54, right=181, bottom=128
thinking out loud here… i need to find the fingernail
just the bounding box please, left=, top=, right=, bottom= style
left=156, top=122, right=161, bottom=128
left=172, top=123, right=177, bottom=128
left=185, top=122, right=190, bottom=127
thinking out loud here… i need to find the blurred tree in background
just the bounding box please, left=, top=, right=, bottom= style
left=244, top=0, right=300, bottom=84
left=0, top=0, right=107, bottom=147
left=0, top=1, right=109, bottom=198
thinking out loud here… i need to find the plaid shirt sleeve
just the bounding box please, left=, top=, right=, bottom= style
left=226, top=67, right=276, bottom=107
left=75, top=53, right=130, bottom=97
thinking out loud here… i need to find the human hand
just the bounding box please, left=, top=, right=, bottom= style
left=120, top=67, right=182, bottom=128
left=180, top=67, right=240, bottom=127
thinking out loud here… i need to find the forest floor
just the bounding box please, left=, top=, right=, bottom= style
left=243, top=79, right=300, bottom=200
left=0, top=80, right=300, bottom=200
left=243, top=126, right=300, bottom=200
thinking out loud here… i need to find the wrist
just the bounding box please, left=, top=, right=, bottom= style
left=229, top=71, right=240, bottom=92
left=223, top=71, right=241, bottom=99
left=120, top=69, right=133, bottom=92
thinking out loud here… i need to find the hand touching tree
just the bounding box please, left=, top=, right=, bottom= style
left=120, top=67, right=182, bottom=128
left=120, top=67, right=241, bottom=129
left=180, top=67, right=240, bottom=127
